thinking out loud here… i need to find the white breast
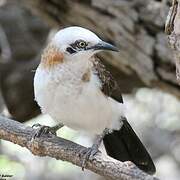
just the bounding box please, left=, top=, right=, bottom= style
left=34, top=60, right=124, bottom=135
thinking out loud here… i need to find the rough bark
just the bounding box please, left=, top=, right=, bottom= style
left=165, top=0, right=180, bottom=84
left=0, top=115, right=158, bottom=180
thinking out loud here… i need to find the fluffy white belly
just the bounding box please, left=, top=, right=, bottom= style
left=52, top=85, right=120, bottom=133
left=34, top=66, right=123, bottom=135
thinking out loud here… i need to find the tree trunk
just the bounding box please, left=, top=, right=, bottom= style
left=165, top=0, right=180, bottom=85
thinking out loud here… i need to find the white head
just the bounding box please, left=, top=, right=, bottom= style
left=51, top=26, right=118, bottom=60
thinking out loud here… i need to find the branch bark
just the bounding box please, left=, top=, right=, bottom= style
left=165, top=0, right=180, bottom=84
left=0, top=115, right=158, bottom=180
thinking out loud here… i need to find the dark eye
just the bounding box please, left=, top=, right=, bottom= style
left=76, top=40, right=87, bottom=48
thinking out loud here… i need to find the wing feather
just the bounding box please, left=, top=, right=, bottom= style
left=93, top=57, right=123, bottom=103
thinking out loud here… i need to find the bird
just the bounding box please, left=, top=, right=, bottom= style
left=33, top=26, right=156, bottom=174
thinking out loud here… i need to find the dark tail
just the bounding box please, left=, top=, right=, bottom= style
left=103, top=118, right=156, bottom=174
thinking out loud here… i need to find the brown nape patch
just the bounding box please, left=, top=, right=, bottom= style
left=41, top=43, right=64, bottom=68
left=82, top=69, right=91, bottom=82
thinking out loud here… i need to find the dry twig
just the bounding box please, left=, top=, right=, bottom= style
left=0, top=115, right=158, bottom=180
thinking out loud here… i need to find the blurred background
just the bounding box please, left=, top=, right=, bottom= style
left=0, top=0, right=179, bottom=179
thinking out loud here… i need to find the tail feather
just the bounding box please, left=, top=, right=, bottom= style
left=103, top=118, right=156, bottom=174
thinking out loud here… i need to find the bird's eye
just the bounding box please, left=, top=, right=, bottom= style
left=76, top=40, right=87, bottom=48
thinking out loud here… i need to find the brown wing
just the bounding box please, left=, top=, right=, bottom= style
left=93, top=57, right=123, bottom=103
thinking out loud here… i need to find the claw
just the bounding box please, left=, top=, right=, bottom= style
left=32, top=123, right=42, bottom=129
left=79, top=129, right=109, bottom=170
left=80, top=145, right=99, bottom=170
left=32, top=124, right=54, bottom=140
left=31, top=123, right=64, bottom=140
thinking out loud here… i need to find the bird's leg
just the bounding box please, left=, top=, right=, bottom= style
left=80, top=128, right=109, bottom=170
left=32, top=123, right=64, bottom=139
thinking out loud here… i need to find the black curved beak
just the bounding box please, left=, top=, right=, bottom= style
left=87, top=41, right=119, bottom=52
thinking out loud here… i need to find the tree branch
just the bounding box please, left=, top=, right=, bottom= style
left=165, top=0, right=180, bottom=84
left=0, top=115, right=158, bottom=180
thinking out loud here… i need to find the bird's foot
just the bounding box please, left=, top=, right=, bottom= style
left=79, top=128, right=109, bottom=170
left=80, top=144, right=100, bottom=170
left=32, top=123, right=64, bottom=139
